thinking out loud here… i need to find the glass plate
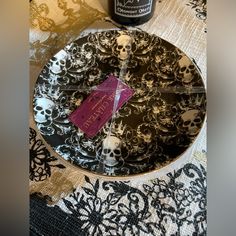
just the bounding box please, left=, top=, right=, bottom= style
left=33, top=30, right=206, bottom=176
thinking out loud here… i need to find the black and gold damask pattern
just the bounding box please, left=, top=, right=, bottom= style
left=32, top=30, right=206, bottom=177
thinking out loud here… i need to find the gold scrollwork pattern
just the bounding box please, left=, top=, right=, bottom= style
left=30, top=0, right=107, bottom=66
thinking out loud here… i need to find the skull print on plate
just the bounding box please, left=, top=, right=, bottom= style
left=114, top=34, right=133, bottom=60
left=33, top=30, right=206, bottom=177
left=34, top=97, right=55, bottom=123
left=101, top=136, right=122, bottom=167
left=176, top=55, right=196, bottom=84
left=178, top=109, right=203, bottom=136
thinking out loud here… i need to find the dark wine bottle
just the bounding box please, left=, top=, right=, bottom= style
left=108, top=0, right=156, bottom=26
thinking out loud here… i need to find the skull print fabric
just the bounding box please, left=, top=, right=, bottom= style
left=33, top=30, right=206, bottom=176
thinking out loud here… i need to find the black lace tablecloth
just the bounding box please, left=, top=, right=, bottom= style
left=30, top=159, right=206, bottom=236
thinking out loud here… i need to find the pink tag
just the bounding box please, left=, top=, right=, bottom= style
left=69, top=75, right=134, bottom=138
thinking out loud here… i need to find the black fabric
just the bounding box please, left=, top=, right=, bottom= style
left=30, top=193, right=86, bottom=236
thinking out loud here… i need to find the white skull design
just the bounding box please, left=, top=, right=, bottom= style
left=50, top=59, right=66, bottom=74
left=178, top=56, right=195, bottom=83
left=50, top=50, right=67, bottom=74
left=101, top=136, right=122, bottom=167
left=34, top=97, right=55, bottom=123
left=180, top=109, right=202, bottom=136
left=116, top=35, right=132, bottom=60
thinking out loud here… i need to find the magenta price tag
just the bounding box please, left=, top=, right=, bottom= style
left=69, top=75, right=134, bottom=138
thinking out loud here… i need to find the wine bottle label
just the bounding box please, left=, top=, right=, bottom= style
left=115, top=0, right=153, bottom=18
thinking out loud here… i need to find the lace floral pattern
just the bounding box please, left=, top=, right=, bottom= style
left=47, top=162, right=207, bottom=235
left=187, top=0, right=207, bottom=22
left=29, top=127, right=65, bottom=181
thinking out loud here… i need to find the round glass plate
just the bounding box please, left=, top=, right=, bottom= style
left=33, top=30, right=206, bottom=177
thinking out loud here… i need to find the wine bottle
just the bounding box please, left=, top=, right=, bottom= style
left=108, top=0, right=156, bottom=26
